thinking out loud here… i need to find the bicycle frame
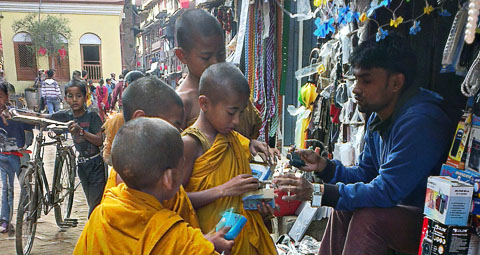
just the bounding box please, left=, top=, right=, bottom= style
left=30, top=125, right=75, bottom=216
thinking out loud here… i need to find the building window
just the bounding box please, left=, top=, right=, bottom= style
left=49, top=35, right=70, bottom=82
left=13, top=32, right=37, bottom=81
left=80, top=33, right=102, bottom=82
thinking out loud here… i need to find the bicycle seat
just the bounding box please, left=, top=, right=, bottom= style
left=48, top=125, right=69, bottom=135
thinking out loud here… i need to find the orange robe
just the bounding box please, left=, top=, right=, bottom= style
left=184, top=129, right=277, bottom=255
left=103, top=169, right=200, bottom=228
left=101, top=112, right=200, bottom=228
left=74, top=184, right=216, bottom=255
left=102, top=112, right=125, bottom=165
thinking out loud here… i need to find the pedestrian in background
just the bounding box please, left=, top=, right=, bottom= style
left=111, top=74, right=124, bottom=112
left=0, top=82, right=33, bottom=233
left=34, top=69, right=46, bottom=113
left=41, top=69, right=62, bottom=114
left=110, top=73, right=117, bottom=86
left=96, top=79, right=109, bottom=122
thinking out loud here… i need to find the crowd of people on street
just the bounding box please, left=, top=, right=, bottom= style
left=0, top=8, right=455, bottom=255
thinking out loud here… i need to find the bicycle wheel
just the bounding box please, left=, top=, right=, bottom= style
left=53, top=151, right=75, bottom=226
left=15, top=165, right=38, bottom=255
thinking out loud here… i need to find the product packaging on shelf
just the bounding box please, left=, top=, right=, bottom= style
left=472, top=199, right=480, bottom=216
left=467, top=234, right=479, bottom=255
left=466, top=125, right=480, bottom=172
left=447, top=114, right=472, bottom=170
left=418, top=217, right=470, bottom=255
left=440, top=164, right=480, bottom=197
left=424, top=176, right=473, bottom=226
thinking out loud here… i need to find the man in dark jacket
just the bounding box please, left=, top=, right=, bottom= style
left=274, top=34, right=455, bottom=254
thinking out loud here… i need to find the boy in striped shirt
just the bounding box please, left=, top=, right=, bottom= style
left=41, top=69, right=62, bottom=114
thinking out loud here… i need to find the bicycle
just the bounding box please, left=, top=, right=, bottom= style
left=10, top=110, right=78, bottom=255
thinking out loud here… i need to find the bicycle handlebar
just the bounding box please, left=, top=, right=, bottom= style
left=9, top=109, right=72, bottom=131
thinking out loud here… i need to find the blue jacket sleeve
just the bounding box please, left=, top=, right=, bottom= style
left=333, top=114, right=450, bottom=211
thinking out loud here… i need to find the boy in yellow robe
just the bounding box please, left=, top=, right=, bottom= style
left=74, top=118, right=233, bottom=254
left=183, top=63, right=277, bottom=255
left=174, top=9, right=262, bottom=139
left=101, top=76, right=198, bottom=228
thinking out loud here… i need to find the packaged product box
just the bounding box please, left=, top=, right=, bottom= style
left=250, top=163, right=272, bottom=181
left=418, top=216, right=470, bottom=255
left=467, top=234, right=479, bottom=255
left=440, top=164, right=480, bottom=197
left=467, top=126, right=480, bottom=172
left=424, top=176, right=473, bottom=226
left=447, top=114, right=472, bottom=170
left=472, top=198, right=480, bottom=216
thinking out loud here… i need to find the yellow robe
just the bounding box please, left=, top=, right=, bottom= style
left=102, top=112, right=125, bottom=165
left=103, top=169, right=200, bottom=228
left=74, top=184, right=216, bottom=255
left=184, top=129, right=277, bottom=255
left=101, top=113, right=200, bottom=228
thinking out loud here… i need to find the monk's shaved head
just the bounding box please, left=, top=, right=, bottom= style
left=112, top=117, right=183, bottom=191
left=122, top=76, right=184, bottom=122
left=199, top=63, right=250, bottom=103
left=175, top=8, right=224, bottom=51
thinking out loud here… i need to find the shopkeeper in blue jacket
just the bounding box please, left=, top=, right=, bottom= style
left=274, top=33, right=456, bottom=254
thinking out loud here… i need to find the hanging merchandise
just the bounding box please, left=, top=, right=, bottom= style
left=309, top=0, right=453, bottom=40
left=465, top=0, right=480, bottom=44
left=461, top=51, right=480, bottom=97
left=274, top=0, right=313, bottom=21
left=442, top=3, right=468, bottom=73
left=243, top=0, right=279, bottom=142
left=299, top=80, right=319, bottom=149
left=229, top=0, right=249, bottom=64
left=288, top=105, right=312, bottom=149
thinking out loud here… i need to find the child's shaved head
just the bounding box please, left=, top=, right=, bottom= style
left=175, top=9, right=224, bottom=51
left=199, top=63, right=250, bottom=103
left=122, top=76, right=184, bottom=122
left=112, top=117, right=183, bottom=191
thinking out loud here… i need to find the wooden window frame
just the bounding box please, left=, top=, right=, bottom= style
left=14, top=42, right=37, bottom=81
left=49, top=44, right=70, bottom=82
left=80, top=44, right=102, bottom=82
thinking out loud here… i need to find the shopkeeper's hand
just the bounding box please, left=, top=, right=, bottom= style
left=273, top=173, right=314, bottom=202
left=292, top=149, right=328, bottom=173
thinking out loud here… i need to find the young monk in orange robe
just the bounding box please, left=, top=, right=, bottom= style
left=100, top=77, right=200, bottom=228
left=183, top=63, right=277, bottom=255
left=74, top=118, right=233, bottom=254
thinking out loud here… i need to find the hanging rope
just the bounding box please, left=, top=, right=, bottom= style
left=461, top=50, right=480, bottom=97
